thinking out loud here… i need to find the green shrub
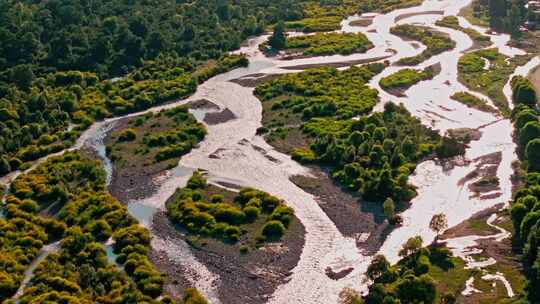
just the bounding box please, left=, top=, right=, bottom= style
left=262, top=220, right=286, bottom=240
left=167, top=173, right=295, bottom=245
left=187, top=172, right=207, bottom=189
left=239, top=245, right=249, bottom=254
left=211, top=194, right=224, bottom=203
left=243, top=206, right=261, bottom=221
left=214, top=205, right=246, bottom=225
left=117, top=129, right=137, bottom=142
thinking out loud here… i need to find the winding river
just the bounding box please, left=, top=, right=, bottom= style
left=2, top=0, right=540, bottom=303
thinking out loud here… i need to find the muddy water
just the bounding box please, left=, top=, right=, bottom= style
left=2, top=0, right=539, bottom=302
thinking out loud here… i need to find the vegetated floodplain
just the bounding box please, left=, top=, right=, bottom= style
left=1, top=151, right=176, bottom=303
left=529, top=64, right=540, bottom=96
left=0, top=54, right=246, bottom=178
left=379, top=66, right=436, bottom=96
left=272, top=32, right=374, bottom=57
left=358, top=241, right=472, bottom=304
left=167, top=172, right=300, bottom=249
left=390, top=24, right=456, bottom=66
left=435, top=16, right=492, bottom=49
left=458, top=48, right=532, bottom=116
left=450, top=91, right=498, bottom=114
left=106, top=105, right=206, bottom=201
left=508, top=75, right=540, bottom=303
left=284, top=0, right=423, bottom=32
left=255, top=63, right=463, bottom=204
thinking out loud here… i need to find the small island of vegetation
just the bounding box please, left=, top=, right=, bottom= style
left=458, top=48, right=532, bottom=115
left=263, top=31, right=373, bottom=58
left=379, top=66, right=436, bottom=96
left=450, top=91, right=498, bottom=114
left=105, top=105, right=206, bottom=201
left=390, top=24, right=456, bottom=66
left=167, top=172, right=299, bottom=248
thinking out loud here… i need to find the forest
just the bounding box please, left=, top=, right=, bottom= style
left=477, top=0, right=532, bottom=37
left=263, top=31, right=373, bottom=57
left=509, top=75, right=540, bottom=303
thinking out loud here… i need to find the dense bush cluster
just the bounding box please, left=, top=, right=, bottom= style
left=18, top=227, right=159, bottom=304
left=0, top=200, right=63, bottom=301
left=0, top=70, right=97, bottom=176
left=509, top=75, right=540, bottom=302
left=379, top=67, right=435, bottom=93
left=1, top=152, right=169, bottom=302
left=435, top=16, right=491, bottom=46
left=255, top=64, right=461, bottom=203
left=390, top=25, right=456, bottom=66
left=362, top=238, right=463, bottom=304
left=167, top=172, right=295, bottom=243
left=256, top=64, right=384, bottom=119
left=458, top=48, right=531, bottom=115
left=283, top=0, right=422, bottom=32
left=300, top=103, right=456, bottom=202
left=283, top=1, right=361, bottom=32
left=264, top=32, right=373, bottom=57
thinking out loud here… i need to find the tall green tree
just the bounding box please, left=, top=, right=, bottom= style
left=269, top=21, right=287, bottom=50
left=526, top=138, right=540, bottom=172
left=509, top=4, right=523, bottom=38
left=383, top=197, right=396, bottom=224
left=489, top=0, right=507, bottom=30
